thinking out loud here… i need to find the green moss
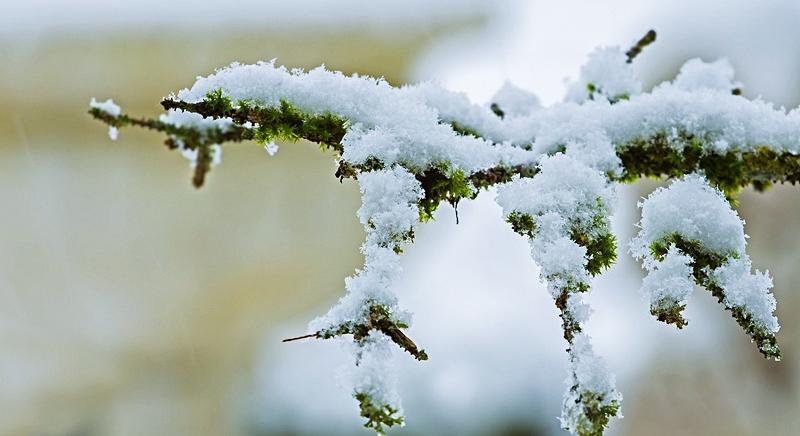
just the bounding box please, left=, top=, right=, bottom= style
left=506, top=211, right=536, bottom=238
left=236, top=99, right=347, bottom=152
left=617, top=131, right=800, bottom=197
left=506, top=209, right=617, bottom=276
left=163, top=93, right=348, bottom=153
left=354, top=392, right=404, bottom=435
left=203, top=89, right=234, bottom=114
left=470, top=165, right=537, bottom=192
left=650, top=302, right=688, bottom=329
left=570, top=228, right=616, bottom=276
left=586, top=82, right=629, bottom=104
left=415, top=164, right=473, bottom=222
left=570, top=389, right=622, bottom=436
left=448, top=120, right=482, bottom=138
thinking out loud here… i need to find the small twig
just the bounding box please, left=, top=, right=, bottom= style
left=282, top=333, right=319, bottom=342
left=490, top=103, right=505, bottom=119
left=626, top=29, right=657, bottom=63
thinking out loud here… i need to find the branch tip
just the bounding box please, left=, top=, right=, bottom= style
left=281, top=333, right=319, bottom=343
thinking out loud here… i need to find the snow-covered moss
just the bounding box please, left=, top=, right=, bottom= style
left=631, top=174, right=780, bottom=359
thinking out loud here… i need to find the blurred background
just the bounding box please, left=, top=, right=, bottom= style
left=1, top=1, right=799, bottom=435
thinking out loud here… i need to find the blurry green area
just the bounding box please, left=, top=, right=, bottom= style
left=0, top=29, right=448, bottom=436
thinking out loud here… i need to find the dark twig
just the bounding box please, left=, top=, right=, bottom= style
left=626, top=29, right=657, bottom=63
left=282, top=333, right=319, bottom=342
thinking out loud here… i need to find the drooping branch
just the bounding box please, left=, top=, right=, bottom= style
left=497, top=154, right=622, bottom=436
left=631, top=175, right=781, bottom=360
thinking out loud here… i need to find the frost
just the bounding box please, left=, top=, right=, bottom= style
left=107, top=126, right=119, bottom=141
left=89, top=97, right=121, bottom=117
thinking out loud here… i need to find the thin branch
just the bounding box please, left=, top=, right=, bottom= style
left=626, top=29, right=657, bottom=63
left=281, top=333, right=319, bottom=342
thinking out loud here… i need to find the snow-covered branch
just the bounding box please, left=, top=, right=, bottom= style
left=89, top=31, right=797, bottom=435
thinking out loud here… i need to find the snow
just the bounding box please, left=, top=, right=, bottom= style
left=490, top=81, right=541, bottom=117
left=496, top=154, right=615, bottom=236
left=632, top=174, right=780, bottom=337
left=89, top=97, right=121, bottom=117
left=672, top=58, right=739, bottom=92
left=165, top=57, right=800, bottom=188
left=263, top=141, right=279, bottom=156
left=156, top=110, right=232, bottom=168
left=177, top=144, right=222, bottom=168
left=710, top=257, right=779, bottom=333
left=560, top=333, right=622, bottom=434
left=346, top=331, right=403, bottom=412
left=640, top=244, right=695, bottom=313
left=308, top=167, right=427, bottom=415
left=630, top=173, right=746, bottom=258
left=107, top=126, right=119, bottom=141
left=356, top=166, right=423, bottom=249
left=175, top=62, right=539, bottom=174
left=565, top=46, right=641, bottom=103
left=566, top=293, right=592, bottom=324
left=494, top=152, right=621, bottom=430
left=158, top=109, right=234, bottom=132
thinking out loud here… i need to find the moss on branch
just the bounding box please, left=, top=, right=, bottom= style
left=354, top=391, right=404, bottom=435
left=650, top=234, right=781, bottom=360
left=314, top=304, right=428, bottom=362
